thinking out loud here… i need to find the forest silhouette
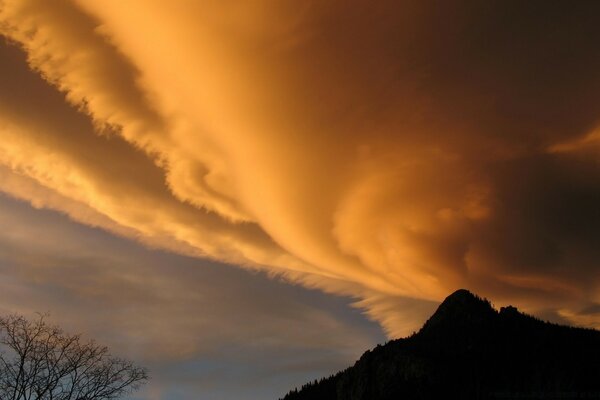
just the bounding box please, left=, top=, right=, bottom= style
left=281, top=289, right=600, bottom=400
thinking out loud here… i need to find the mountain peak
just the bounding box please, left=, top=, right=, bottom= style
left=438, top=288, right=492, bottom=311
left=282, top=290, right=600, bottom=400
left=443, top=288, right=478, bottom=302
left=420, top=289, right=495, bottom=333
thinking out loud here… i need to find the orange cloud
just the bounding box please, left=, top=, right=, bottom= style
left=1, top=0, right=600, bottom=335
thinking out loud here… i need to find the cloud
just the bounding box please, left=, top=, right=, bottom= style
left=1, top=0, right=599, bottom=337
left=0, top=194, right=384, bottom=399
left=0, top=197, right=375, bottom=359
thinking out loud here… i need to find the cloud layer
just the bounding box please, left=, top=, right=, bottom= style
left=1, top=0, right=599, bottom=336
left=0, top=194, right=384, bottom=399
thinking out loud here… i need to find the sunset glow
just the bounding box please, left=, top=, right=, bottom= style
left=1, top=1, right=599, bottom=398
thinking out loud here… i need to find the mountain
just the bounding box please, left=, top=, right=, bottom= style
left=280, top=289, right=600, bottom=400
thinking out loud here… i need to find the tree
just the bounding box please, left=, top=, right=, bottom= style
left=0, top=313, right=148, bottom=400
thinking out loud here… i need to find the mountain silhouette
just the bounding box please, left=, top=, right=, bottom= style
left=280, top=289, right=600, bottom=400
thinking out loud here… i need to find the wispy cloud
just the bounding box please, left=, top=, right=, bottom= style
left=0, top=0, right=599, bottom=339
left=0, top=194, right=384, bottom=398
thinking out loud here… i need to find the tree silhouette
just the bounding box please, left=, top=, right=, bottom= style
left=0, top=313, right=148, bottom=400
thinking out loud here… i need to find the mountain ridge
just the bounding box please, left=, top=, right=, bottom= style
left=280, top=289, right=600, bottom=400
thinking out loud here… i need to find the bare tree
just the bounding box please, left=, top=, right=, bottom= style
left=0, top=313, right=148, bottom=400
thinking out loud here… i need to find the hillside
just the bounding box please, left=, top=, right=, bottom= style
left=281, top=289, right=600, bottom=400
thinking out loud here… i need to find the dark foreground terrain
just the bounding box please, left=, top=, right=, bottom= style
left=281, top=289, right=600, bottom=400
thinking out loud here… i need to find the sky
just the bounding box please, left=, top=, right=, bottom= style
left=0, top=0, right=600, bottom=398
